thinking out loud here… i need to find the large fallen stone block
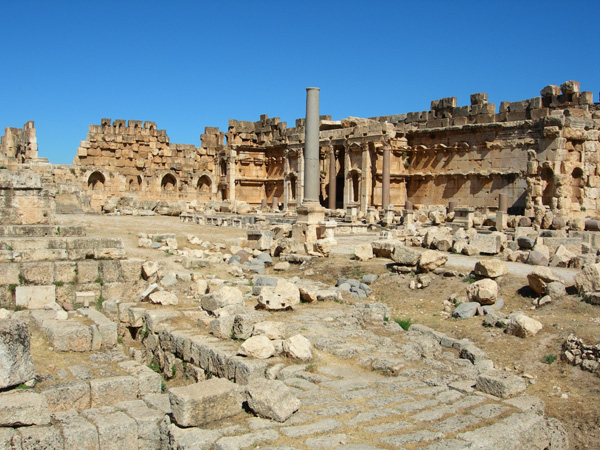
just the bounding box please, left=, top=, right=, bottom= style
left=160, top=416, right=222, bottom=450
left=0, top=391, right=51, bottom=426
left=371, top=239, right=403, bottom=258
left=42, top=320, right=93, bottom=352
left=0, top=319, right=35, bottom=389
left=118, top=360, right=162, bottom=398
left=418, top=250, right=448, bottom=272
left=506, top=312, right=543, bottom=338
left=169, top=378, right=243, bottom=427
left=476, top=370, right=527, bottom=398
left=245, top=378, right=300, bottom=422
left=354, top=243, right=373, bottom=261
left=391, top=244, right=421, bottom=266
left=466, top=279, right=498, bottom=305
left=201, top=286, right=244, bottom=313
left=79, top=308, right=117, bottom=348
left=257, top=279, right=300, bottom=310
left=148, top=290, right=178, bottom=306
left=528, top=267, right=563, bottom=296
left=574, top=263, right=600, bottom=296
left=470, top=233, right=503, bottom=254
left=239, top=335, right=275, bottom=359
left=474, top=259, right=508, bottom=278
left=283, top=334, right=312, bottom=361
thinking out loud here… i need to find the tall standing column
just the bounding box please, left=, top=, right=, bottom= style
left=328, top=148, right=336, bottom=210
left=382, top=147, right=390, bottom=209
left=304, top=87, right=320, bottom=203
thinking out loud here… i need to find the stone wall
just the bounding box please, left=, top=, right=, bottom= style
left=73, top=119, right=216, bottom=211
left=0, top=170, right=54, bottom=225
left=11, top=80, right=600, bottom=219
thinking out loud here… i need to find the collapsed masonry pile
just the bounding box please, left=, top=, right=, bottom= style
left=562, top=334, right=600, bottom=376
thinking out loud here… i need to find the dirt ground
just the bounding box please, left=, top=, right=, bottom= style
left=57, top=214, right=600, bottom=449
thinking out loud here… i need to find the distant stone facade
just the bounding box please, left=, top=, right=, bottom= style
left=72, top=119, right=216, bottom=211
left=5, top=81, right=600, bottom=219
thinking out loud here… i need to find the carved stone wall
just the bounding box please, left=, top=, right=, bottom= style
left=10, top=80, right=597, bottom=219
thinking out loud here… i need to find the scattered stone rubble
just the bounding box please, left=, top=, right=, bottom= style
left=562, top=334, right=600, bottom=376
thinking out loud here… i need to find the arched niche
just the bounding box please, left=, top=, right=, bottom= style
left=197, top=175, right=212, bottom=193
left=88, top=171, right=105, bottom=190
left=161, top=173, right=177, bottom=192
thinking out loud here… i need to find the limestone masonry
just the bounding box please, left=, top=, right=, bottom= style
left=2, top=80, right=598, bottom=221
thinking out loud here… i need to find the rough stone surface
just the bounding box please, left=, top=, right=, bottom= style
left=0, top=319, right=35, bottom=389
left=418, top=250, right=448, bottom=272
left=466, top=279, right=498, bottom=305
left=239, top=335, right=275, bottom=359
left=283, top=334, right=312, bottom=361
left=474, top=259, right=508, bottom=278
left=506, top=312, right=543, bottom=338
left=258, top=279, right=300, bottom=310
left=0, top=391, right=51, bottom=426
left=528, top=267, right=563, bottom=295
left=476, top=370, right=527, bottom=398
left=169, top=378, right=243, bottom=427
left=245, top=378, right=300, bottom=422
left=148, top=290, right=178, bottom=305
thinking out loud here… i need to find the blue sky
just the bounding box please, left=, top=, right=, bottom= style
left=1, top=1, right=598, bottom=164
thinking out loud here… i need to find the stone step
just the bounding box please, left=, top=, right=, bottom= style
left=0, top=224, right=86, bottom=238
left=0, top=236, right=125, bottom=262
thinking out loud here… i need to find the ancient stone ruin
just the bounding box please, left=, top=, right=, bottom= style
left=2, top=80, right=600, bottom=448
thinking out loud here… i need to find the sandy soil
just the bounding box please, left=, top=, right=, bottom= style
left=56, top=214, right=600, bottom=449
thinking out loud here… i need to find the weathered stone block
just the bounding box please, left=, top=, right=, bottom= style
left=0, top=391, right=51, bottom=426
left=15, top=285, right=56, bottom=309
left=52, top=409, right=99, bottom=450
left=20, top=262, right=54, bottom=285
left=119, top=259, right=143, bottom=282
left=41, top=381, right=91, bottom=412
left=476, top=370, right=527, bottom=398
left=0, top=319, right=35, bottom=389
left=115, top=400, right=164, bottom=450
left=82, top=408, right=138, bottom=450
left=100, top=260, right=121, bottom=283
left=470, top=233, right=502, bottom=254
left=245, top=378, right=300, bottom=422
left=90, top=376, right=138, bottom=408
left=79, top=308, right=117, bottom=348
left=18, top=425, right=63, bottom=450
left=77, top=261, right=99, bottom=283
left=118, top=360, right=162, bottom=398
left=169, top=378, right=243, bottom=427
left=0, top=263, right=19, bottom=285
left=43, top=320, right=92, bottom=352
left=54, top=262, right=77, bottom=284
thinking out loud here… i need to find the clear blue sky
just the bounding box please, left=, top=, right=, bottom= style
left=1, top=1, right=598, bottom=164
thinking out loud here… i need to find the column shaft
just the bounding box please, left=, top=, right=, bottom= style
left=304, top=87, right=320, bottom=203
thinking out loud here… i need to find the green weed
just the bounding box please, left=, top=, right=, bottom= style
left=394, top=317, right=413, bottom=330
